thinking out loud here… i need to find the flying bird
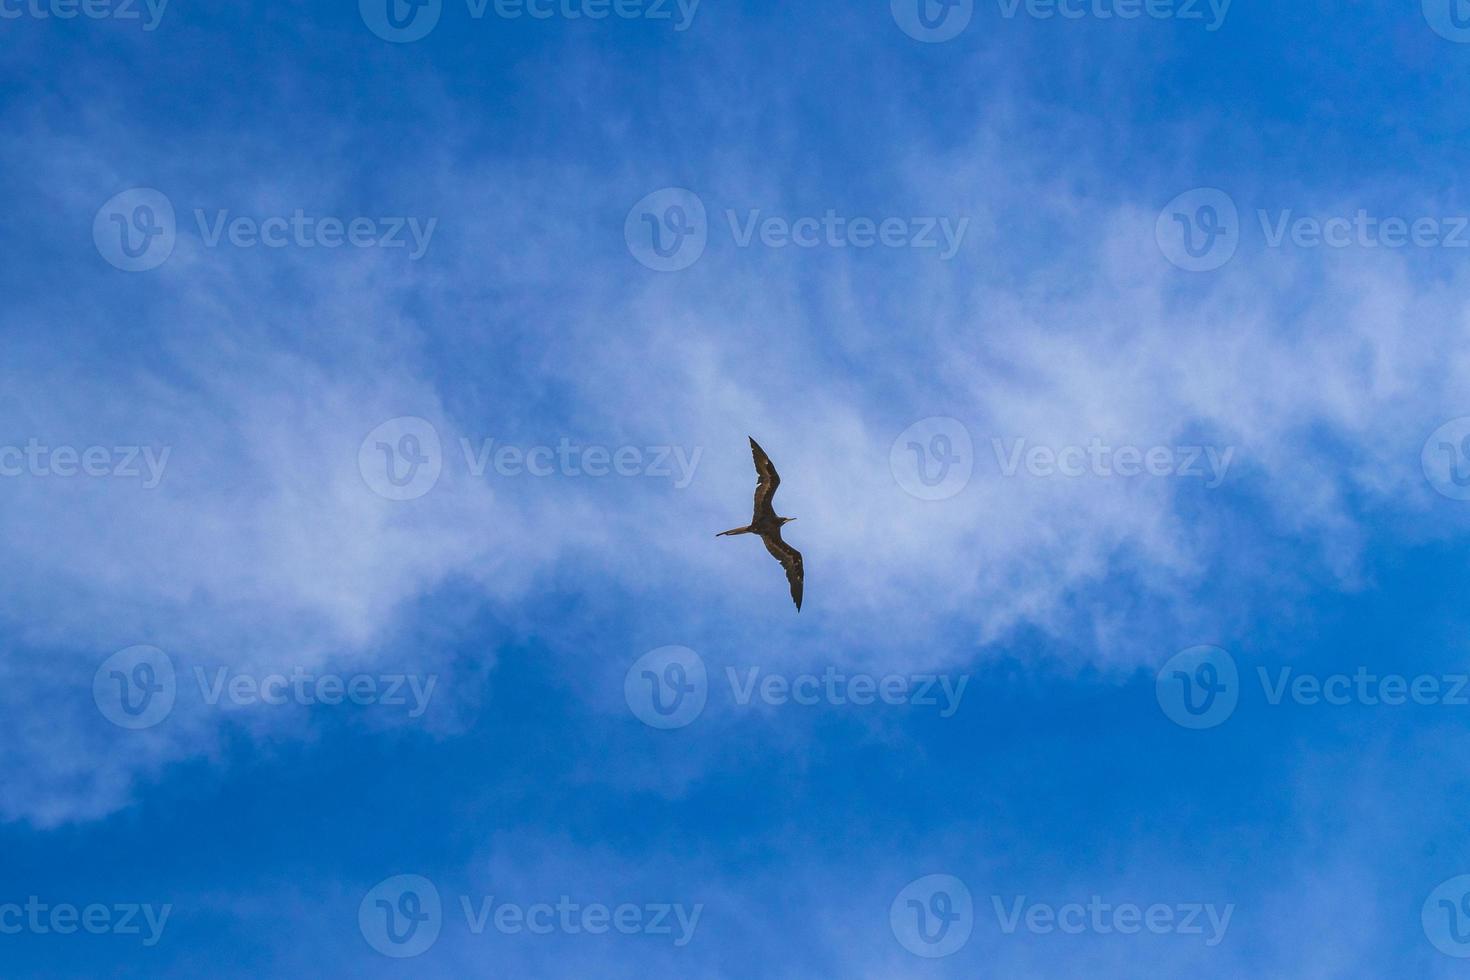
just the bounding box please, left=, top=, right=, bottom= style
left=717, top=437, right=803, bottom=611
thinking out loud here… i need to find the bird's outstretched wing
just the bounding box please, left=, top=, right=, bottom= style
left=749, top=437, right=781, bottom=523
left=761, top=530, right=804, bottom=611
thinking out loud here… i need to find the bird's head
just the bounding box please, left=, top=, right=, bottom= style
left=781, top=516, right=797, bottom=525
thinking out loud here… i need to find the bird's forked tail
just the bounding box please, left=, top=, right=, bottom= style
left=716, top=526, right=753, bottom=537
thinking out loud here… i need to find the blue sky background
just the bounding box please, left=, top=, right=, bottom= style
left=6, top=0, right=1470, bottom=975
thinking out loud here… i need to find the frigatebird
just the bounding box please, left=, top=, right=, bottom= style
left=717, top=437, right=803, bottom=611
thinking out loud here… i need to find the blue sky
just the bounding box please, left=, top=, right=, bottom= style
left=5, top=0, right=1470, bottom=975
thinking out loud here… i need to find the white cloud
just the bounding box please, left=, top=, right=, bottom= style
left=5, top=67, right=1470, bottom=827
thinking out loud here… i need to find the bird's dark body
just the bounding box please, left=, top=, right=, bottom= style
left=717, top=438, right=804, bottom=611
